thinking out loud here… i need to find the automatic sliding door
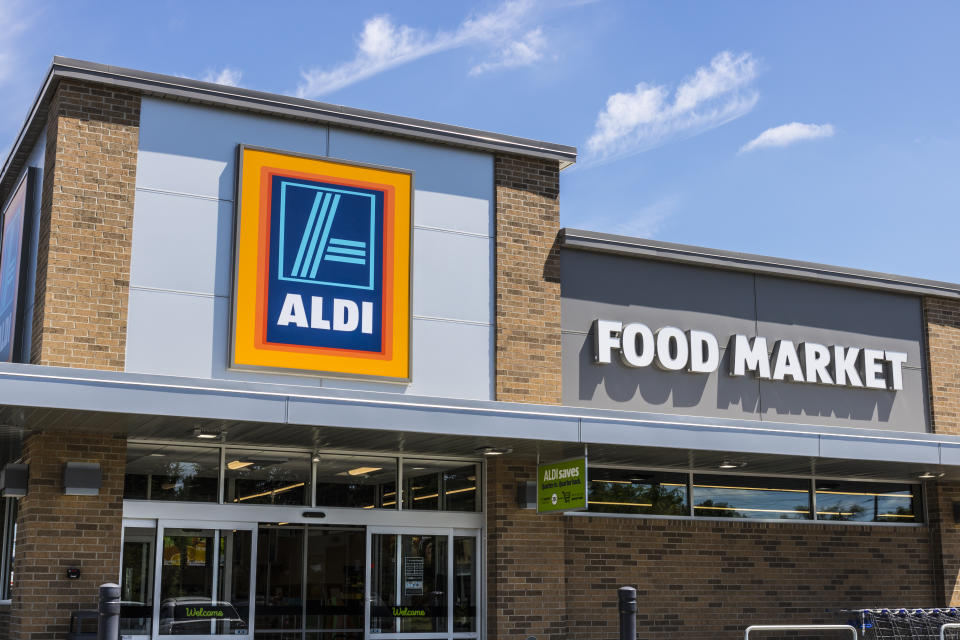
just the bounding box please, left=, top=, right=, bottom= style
left=305, top=526, right=365, bottom=640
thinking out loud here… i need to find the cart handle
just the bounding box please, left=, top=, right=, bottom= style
left=745, top=624, right=858, bottom=640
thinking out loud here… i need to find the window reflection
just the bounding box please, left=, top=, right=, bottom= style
left=224, top=450, right=310, bottom=506
left=402, top=461, right=479, bottom=512
left=124, top=443, right=219, bottom=502
left=315, top=455, right=397, bottom=509
left=693, top=475, right=811, bottom=520
left=816, top=481, right=920, bottom=522
left=588, top=469, right=688, bottom=515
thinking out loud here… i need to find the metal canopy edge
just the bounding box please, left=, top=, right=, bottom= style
left=0, top=362, right=956, bottom=467
left=561, top=228, right=960, bottom=299
left=0, top=57, right=577, bottom=206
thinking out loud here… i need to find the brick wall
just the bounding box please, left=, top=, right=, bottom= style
left=9, top=432, right=126, bottom=640
left=926, top=297, right=960, bottom=435
left=31, top=79, right=140, bottom=370
left=494, top=154, right=562, bottom=404
left=487, top=457, right=935, bottom=640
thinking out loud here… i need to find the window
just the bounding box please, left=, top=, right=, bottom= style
left=588, top=468, right=688, bottom=515
left=0, top=498, right=16, bottom=600
left=816, top=480, right=921, bottom=522
left=402, top=460, right=480, bottom=512
left=124, top=443, right=220, bottom=502
left=224, top=449, right=311, bottom=506
left=315, top=454, right=398, bottom=509
left=693, top=475, right=812, bottom=520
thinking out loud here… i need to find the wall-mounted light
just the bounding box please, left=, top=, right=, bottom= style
left=63, top=462, right=101, bottom=496
left=0, top=463, right=28, bottom=498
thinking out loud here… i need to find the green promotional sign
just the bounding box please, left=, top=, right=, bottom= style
left=537, top=457, right=587, bottom=513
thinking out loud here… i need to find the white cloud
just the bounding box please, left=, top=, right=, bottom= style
left=469, top=28, right=547, bottom=75
left=202, top=67, right=243, bottom=87
left=296, top=0, right=543, bottom=98
left=585, top=51, right=759, bottom=162
left=739, top=122, right=835, bottom=153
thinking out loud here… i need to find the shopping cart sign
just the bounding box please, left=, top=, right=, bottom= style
left=231, top=146, right=412, bottom=380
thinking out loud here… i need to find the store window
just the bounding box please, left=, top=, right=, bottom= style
left=693, top=475, right=812, bottom=520
left=315, top=454, right=398, bottom=509
left=816, top=480, right=921, bottom=522
left=402, top=460, right=480, bottom=512
left=124, top=443, right=220, bottom=502
left=223, top=449, right=311, bottom=506
left=588, top=468, right=688, bottom=516
left=0, top=498, right=16, bottom=600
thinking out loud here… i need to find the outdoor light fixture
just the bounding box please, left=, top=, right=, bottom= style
left=918, top=471, right=945, bottom=480
left=474, top=446, right=512, bottom=456
left=63, top=462, right=101, bottom=496
left=718, top=460, right=746, bottom=470
left=0, top=463, right=28, bottom=498
left=193, top=426, right=220, bottom=439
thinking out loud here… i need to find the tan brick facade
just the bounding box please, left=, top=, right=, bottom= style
left=926, top=297, right=960, bottom=436
left=9, top=432, right=126, bottom=640
left=487, top=456, right=935, bottom=640
left=32, top=80, right=140, bottom=370
left=494, top=154, right=562, bottom=404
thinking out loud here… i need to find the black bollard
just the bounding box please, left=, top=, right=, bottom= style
left=98, top=583, right=121, bottom=640
left=618, top=586, right=637, bottom=640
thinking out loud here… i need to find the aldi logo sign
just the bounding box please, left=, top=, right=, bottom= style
left=232, top=147, right=412, bottom=380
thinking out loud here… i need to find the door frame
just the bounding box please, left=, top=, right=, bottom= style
left=365, top=526, right=482, bottom=640
left=152, top=519, right=259, bottom=640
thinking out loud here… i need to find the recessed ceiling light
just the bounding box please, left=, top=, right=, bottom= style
left=718, top=460, right=746, bottom=470
left=474, top=446, right=512, bottom=456
left=347, top=466, right=382, bottom=476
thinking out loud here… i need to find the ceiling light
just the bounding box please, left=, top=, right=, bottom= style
left=474, top=446, right=511, bottom=456
left=149, top=453, right=166, bottom=457
left=193, top=426, right=219, bottom=439
left=227, top=460, right=254, bottom=471
left=918, top=471, right=945, bottom=480
left=347, top=466, right=382, bottom=476
left=718, top=460, right=746, bottom=470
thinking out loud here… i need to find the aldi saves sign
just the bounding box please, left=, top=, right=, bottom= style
left=231, top=147, right=412, bottom=380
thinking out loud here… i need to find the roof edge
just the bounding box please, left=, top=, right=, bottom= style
left=2, top=57, right=577, bottom=203
left=561, top=228, right=960, bottom=299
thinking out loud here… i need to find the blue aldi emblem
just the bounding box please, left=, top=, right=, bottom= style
left=268, top=175, right=385, bottom=353
left=232, top=147, right=412, bottom=380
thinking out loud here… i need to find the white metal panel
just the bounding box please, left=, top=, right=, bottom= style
left=129, top=190, right=234, bottom=296
left=125, top=288, right=219, bottom=378
left=412, top=227, right=491, bottom=324
left=136, top=97, right=329, bottom=200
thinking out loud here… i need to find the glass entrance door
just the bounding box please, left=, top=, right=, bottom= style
left=366, top=528, right=479, bottom=640
left=153, top=521, right=257, bottom=638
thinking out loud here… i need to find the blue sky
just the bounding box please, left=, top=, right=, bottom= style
left=1, top=0, right=958, bottom=281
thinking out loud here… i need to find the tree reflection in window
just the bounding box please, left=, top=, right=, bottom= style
left=587, top=469, right=688, bottom=515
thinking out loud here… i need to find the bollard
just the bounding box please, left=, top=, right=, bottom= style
left=618, top=586, right=637, bottom=640
left=98, top=583, right=121, bottom=640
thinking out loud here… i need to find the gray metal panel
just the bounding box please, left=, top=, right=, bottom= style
left=561, top=228, right=960, bottom=300
left=561, top=250, right=757, bottom=336
left=137, top=97, right=329, bottom=200
left=819, top=435, right=940, bottom=464
left=412, top=227, right=492, bottom=323
left=287, top=396, right=579, bottom=442
left=581, top=418, right=821, bottom=457
left=940, top=444, right=960, bottom=466
left=129, top=190, right=234, bottom=296
left=758, top=368, right=927, bottom=432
